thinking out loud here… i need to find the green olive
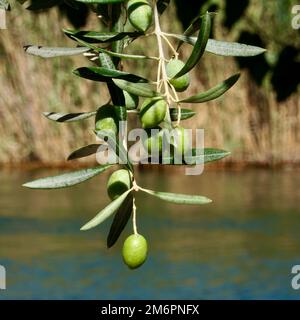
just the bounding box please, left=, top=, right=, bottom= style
left=95, top=105, right=118, bottom=134
left=124, top=91, right=139, bottom=110
left=142, top=127, right=163, bottom=155
left=139, top=98, right=167, bottom=129
left=127, top=0, right=153, bottom=33
left=122, top=234, right=148, bottom=269
left=171, top=126, right=190, bottom=154
left=166, top=59, right=190, bottom=92
left=106, top=169, right=131, bottom=200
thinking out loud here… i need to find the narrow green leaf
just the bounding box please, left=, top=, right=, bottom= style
left=113, top=79, right=159, bottom=98
left=23, top=45, right=89, bottom=58
left=170, top=108, right=196, bottom=121
left=177, top=12, right=217, bottom=51
left=111, top=2, right=125, bottom=64
left=107, top=191, right=133, bottom=248
left=184, top=148, right=231, bottom=165
left=43, top=111, right=96, bottom=122
left=98, top=52, right=126, bottom=106
left=206, top=39, right=267, bottom=57
left=68, top=144, right=101, bottom=161
left=167, top=33, right=266, bottom=57
left=88, top=67, right=147, bottom=82
left=179, top=74, right=240, bottom=103
left=142, top=189, right=212, bottom=205
left=99, top=51, right=115, bottom=69
left=107, top=82, right=126, bottom=106
left=114, top=105, right=127, bottom=121
left=23, top=165, right=112, bottom=189
left=73, top=67, right=147, bottom=83
left=80, top=189, right=132, bottom=231
left=63, top=29, right=142, bottom=44
left=174, top=12, right=211, bottom=78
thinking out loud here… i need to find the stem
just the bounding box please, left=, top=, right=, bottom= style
left=161, top=34, right=179, bottom=58
left=132, top=197, right=138, bottom=235
left=153, top=0, right=173, bottom=129
left=169, top=84, right=182, bottom=126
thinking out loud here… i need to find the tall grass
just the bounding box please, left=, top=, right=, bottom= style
left=0, top=3, right=299, bottom=167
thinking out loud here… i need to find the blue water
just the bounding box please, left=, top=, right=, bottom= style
left=0, top=168, right=300, bottom=299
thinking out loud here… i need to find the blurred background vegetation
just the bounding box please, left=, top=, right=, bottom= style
left=0, top=0, right=299, bottom=166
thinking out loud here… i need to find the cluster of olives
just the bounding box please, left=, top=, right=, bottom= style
left=93, top=0, right=192, bottom=269
left=107, top=169, right=147, bottom=269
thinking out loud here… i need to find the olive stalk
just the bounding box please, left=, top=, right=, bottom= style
left=153, top=0, right=173, bottom=129
left=132, top=197, right=138, bottom=235
left=153, top=1, right=182, bottom=127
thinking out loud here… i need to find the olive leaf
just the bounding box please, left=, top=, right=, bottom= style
left=99, top=51, right=115, bottom=69
left=111, top=2, right=126, bottom=62
left=64, top=29, right=142, bottom=44
left=184, top=148, right=231, bottom=165
left=23, top=45, right=89, bottom=58
left=98, top=52, right=126, bottom=106
left=73, top=66, right=147, bottom=83
left=206, top=39, right=266, bottom=57
left=22, top=165, right=112, bottom=189
left=80, top=189, right=132, bottom=231
left=43, top=111, right=96, bottom=122
left=68, top=144, right=102, bottom=161
left=167, top=33, right=266, bottom=57
left=141, top=188, right=212, bottom=205
left=174, top=12, right=211, bottom=78
left=169, top=108, right=196, bottom=121
left=107, top=191, right=133, bottom=248
left=177, top=12, right=217, bottom=51
left=114, top=105, right=127, bottom=121
left=113, top=79, right=159, bottom=98
left=179, top=74, right=240, bottom=103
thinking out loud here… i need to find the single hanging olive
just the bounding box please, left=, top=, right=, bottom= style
left=122, top=234, right=148, bottom=269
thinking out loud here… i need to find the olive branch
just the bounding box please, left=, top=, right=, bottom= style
left=22, top=0, right=266, bottom=268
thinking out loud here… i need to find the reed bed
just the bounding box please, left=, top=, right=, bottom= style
left=0, top=3, right=299, bottom=167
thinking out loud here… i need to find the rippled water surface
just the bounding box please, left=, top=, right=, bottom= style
left=0, top=167, right=300, bottom=299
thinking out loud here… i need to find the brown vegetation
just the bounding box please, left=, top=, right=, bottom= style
left=0, top=4, right=299, bottom=167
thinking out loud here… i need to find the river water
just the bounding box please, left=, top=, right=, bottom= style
left=0, top=167, right=300, bottom=299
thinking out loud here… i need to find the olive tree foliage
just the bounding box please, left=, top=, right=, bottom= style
left=20, top=0, right=265, bottom=265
